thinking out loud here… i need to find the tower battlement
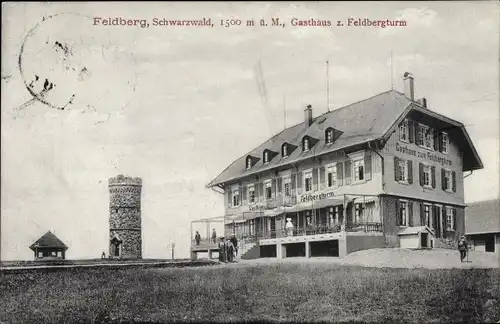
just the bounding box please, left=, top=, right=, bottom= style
left=108, top=174, right=142, bottom=186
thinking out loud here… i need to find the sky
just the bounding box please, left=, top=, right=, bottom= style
left=1, top=2, right=499, bottom=261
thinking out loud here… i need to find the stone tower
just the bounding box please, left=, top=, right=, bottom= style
left=108, top=174, right=142, bottom=259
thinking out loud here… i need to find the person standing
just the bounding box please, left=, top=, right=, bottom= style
left=225, top=238, right=234, bottom=262
left=195, top=231, right=201, bottom=246
left=458, top=235, right=469, bottom=262
left=230, top=234, right=238, bottom=257
left=212, top=229, right=217, bottom=244
left=218, top=237, right=226, bottom=262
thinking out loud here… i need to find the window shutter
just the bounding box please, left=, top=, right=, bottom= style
left=408, top=120, right=414, bottom=143
left=277, top=178, right=283, bottom=193
left=441, top=169, right=446, bottom=191
left=337, top=163, right=344, bottom=186
left=433, top=130, right=438, bottom=151
left=420, top=203, right=425, bottom=225
left=453, top=208, right=457, bottom=230
left=312, top=168, right=319, bottom=191
left=319, top=167, right=326, bottom=189
left=431, top=166, right=436, bottom=189
left=338, top=205, right=344, bottom=223
left=227, top=189, right=232, bottom=208
left=297, top=172, right=303, bottom=194
left=452, top=171, right=456, bottom=193
left=419, top=163, right=424, bottom=186
left=407, top=160, right=413, bottom=184
left=344, top=160, right=352, bottom=185
left=443, top=208, right=448, bottom=232
left=291, top=174, right=296, bottom=190
left=416, top=124, right=422, bottom=146
left=259, top=182, right=264, bottom=202
left=364, top=152, right=372, bottom=181
left=408, top=201, right=413, bottom=226
left=271, top=179, right=277, bottom=198
left=242, top=186, right=248, bottom=204
left=395, top=200, right=401, bottom=226
left=438, top=132, right=443, bottom=153
left=394, top=156, right=400, bottom=181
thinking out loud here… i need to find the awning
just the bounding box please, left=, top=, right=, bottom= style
left=224, top=211, right=265, bottom=224
left=353, top=195, right=379, bottom=204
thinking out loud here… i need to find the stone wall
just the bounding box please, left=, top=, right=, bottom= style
left=109, top=174, right=142, bottom=259
left=109, top=230, right=142, bottom=259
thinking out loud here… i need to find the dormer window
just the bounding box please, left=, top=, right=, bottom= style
left=326, top=128, right=334, bottom=144
left=263, top=150, right=270, bottom=164
left=303, top=138, right=310, bottom=151
left=282, top=144, right=288, bottom=158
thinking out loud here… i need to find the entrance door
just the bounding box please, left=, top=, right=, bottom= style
left=485, top=236, right=495, bottom=252
left=421, top=233, right=428, bottom=248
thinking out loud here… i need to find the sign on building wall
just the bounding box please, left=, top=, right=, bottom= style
left=396, top=143, right=453, bottom=167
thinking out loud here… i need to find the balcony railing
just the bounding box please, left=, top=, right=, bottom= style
left=252, top=222, right=382, bottom=240
left=344, top=222, right=383, bottom=233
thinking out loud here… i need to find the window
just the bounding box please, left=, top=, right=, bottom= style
left=398, top=201, right=408, bottom=226
left=38, top=252, right=43, bottom=258
left=418, top=124, right=433, bottom=149
left=446, top=207, right=454, bottom=230
left=246, top=157, right=252, bottom=170
left=283, top=145, right=288, bottom=157
left=248, top=185, right=255, bottom=203
left=232, top=188, right=240, bottom=207
left=304, top=170, right=313, bottom=192
left=353, top=159, right=364, bottom=182
left=400, top=119, right=409, bottom=142
left=283, top=177, right=291, bottom=197
left=306, top=211, right=312, bottom=226
left=326, top=164, right=337, bottom=187
left=398, top=159, right=408, bottom=183
left=265, top=181, right=272, bottom=199
left=328, top=207, right=336, bottom=224
left=423, top=165, right=431, bottom=187
left=354, top=204, right=364, bottom=223
left=303, top=138, right=310, bottom=151
left=326, top=129, right=334, bottom=144
left=444, top=169, right=452, bottom=192
left=424, top=204, right=431, bottom=227
left=263, top=151, right=269, bottom=164
left=441, top=132, right=449, bottom=154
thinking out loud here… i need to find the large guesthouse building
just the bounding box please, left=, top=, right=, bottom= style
left=204, top=73, right=483, bottom=259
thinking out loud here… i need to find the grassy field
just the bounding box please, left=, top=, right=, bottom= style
left=1, top=262, right=499, bottom=323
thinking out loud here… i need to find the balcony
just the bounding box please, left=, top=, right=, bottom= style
left=248, top=222, right=382, bottom=241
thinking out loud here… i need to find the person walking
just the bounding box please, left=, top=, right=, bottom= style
left=212, top=228, right=217, bottom=244
left=218, top=237, right=226, bottom=262
left=195, top=231, right=201, bottom=246
left=230, top=234, right=238, bottom=257
left=458, top=235, right=469, bottom=262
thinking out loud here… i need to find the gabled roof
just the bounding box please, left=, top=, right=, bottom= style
left=29, top=231, right=68, bottom=250
left=465, top=199, right=500, bottom=235
left=207, top=89, right=483, bottom=188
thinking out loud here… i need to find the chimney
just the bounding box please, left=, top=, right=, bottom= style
left=304, top=105, right=313, bottom=127
left=403, top=72, right=414, bottom=100
left=417, top=97, right=428, bottom=108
